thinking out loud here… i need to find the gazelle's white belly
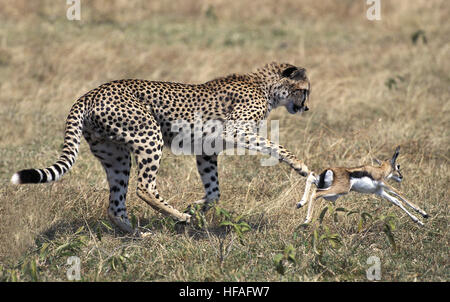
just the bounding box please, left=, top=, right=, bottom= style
left=350, top=177, right=380, bottom=194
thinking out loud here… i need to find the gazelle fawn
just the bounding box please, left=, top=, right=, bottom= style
left=297, top=147, right=429, bottom=226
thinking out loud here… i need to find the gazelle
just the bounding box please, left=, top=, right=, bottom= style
left=297, top=147, right=429, bottom=226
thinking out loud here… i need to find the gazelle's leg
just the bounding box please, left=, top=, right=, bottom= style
left=379, top=191, right=424, bottom=226
left=297, top=172, right=316, bottom=208
left=303, top=186, right=349, bottom=224
left=383, top=184, right=429, bottom=218
left=303, top=187, right=318, bottom=224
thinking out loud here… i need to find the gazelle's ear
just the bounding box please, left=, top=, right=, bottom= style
left=391, top=146, right=400, bottom=165
left=374, top=158, right=382, bottom=165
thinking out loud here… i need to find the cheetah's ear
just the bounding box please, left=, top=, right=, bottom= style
left=281, top=66, right=306, bottom=80
left=281, top=66, right=298, bottom=78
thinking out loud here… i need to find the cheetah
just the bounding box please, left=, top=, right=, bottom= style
left=11, top=62, right=311, bottom=235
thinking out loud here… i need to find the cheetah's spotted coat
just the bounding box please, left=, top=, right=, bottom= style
left=11, top=62, right=311, bottom=234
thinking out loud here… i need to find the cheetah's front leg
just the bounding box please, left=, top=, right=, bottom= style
left=223, top=125, right=309, bottom=177
left=191, top=154, right=220, bottom=212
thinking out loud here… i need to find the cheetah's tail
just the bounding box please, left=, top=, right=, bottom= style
left=11, top=100, right=85, bottom=184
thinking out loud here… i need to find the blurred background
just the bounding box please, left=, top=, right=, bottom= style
left=0, top=0, right=448, bottom=281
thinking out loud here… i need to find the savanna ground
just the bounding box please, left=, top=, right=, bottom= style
left=0, top=0, right=448, bottom=282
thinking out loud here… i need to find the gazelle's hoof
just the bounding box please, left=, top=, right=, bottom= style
left=141, top=232, right=152, bottom=238
left=296, top=201, right=305, bottom=209
left=299, top=171, right=308, bottom=177
left=180, top=213, right=191, bottom=224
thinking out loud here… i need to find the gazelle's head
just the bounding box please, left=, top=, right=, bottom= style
left=376, top=146, right=403, bottom=183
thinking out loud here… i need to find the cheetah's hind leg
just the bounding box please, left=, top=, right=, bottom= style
left=129, top=114, right=191, bottom=224
left=84, top=132, right=139, bottom=236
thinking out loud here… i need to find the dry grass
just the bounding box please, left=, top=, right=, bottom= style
left=0, top=0, right=448, bottom=281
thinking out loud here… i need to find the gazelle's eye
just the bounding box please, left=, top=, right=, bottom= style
left=396, top=164, right=400, bottom=169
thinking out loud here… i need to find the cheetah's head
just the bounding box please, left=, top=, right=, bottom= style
left=270, top=64, right=311, bottom=115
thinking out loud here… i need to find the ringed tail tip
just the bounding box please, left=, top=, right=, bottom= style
left=10, top=169, right=42, bottom=184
